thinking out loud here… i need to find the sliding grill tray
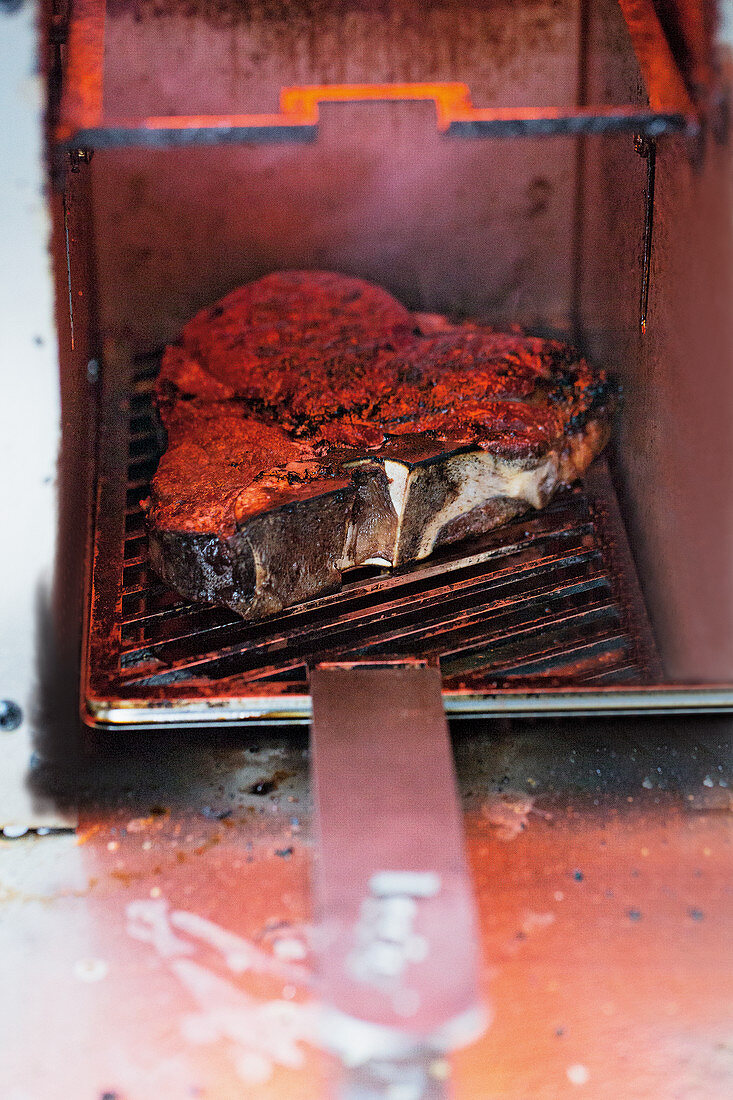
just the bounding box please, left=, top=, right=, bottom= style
left=83, top=356, right=662, bottom=726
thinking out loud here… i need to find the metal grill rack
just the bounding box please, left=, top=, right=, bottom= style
left=83, top=356, right=662, bottom=726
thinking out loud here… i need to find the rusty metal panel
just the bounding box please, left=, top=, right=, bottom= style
left=89, top=127, right=580, bottom=351
left=100, top=0, right=583, bottom=119
left=81, top=0, right=583, bottom=344
left=617, top=0, right=696, bottom=113
left=577, top=15, right=733, bottom=682
left=86, top=131, right=576, bottom=352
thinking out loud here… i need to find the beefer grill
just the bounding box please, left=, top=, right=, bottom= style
left=59, top=1, right=729, bottom=723
left=2, top=0, right=729, bottom=1085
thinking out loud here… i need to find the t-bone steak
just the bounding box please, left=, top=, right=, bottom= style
left=147, top=270, right=618, bottom=619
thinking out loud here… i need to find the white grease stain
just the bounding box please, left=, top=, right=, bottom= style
left=127, top=898, right=195, bottom=959
left=482, top=791, right=552, bottom=840
left=172, top=957, right=314, bottom=1085
left=73, top=957, right=109, bottom=982
left=567, top=1063, right=590, bottom=1085
left=170, top=908, right=310, bottom=984
left=520, top=911, right=556, bottom=936
left=125, top=898, right=314, bottom=1086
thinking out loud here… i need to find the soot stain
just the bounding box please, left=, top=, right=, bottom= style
left=247, top=769, right=292, bottom=795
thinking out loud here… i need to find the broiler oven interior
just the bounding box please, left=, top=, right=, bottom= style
left=46, top=0, right=733, bottom=729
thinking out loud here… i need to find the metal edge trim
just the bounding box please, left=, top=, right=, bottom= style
left=59, top=123, right=318, bottom=150
left=56, top=106, right=696, bottom=151
left=84, top=687, right=733, bottom=728
left=446, top=111, right=693, bottom=138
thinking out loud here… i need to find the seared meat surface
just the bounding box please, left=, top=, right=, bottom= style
left=148, top=271, right=617, bottom=619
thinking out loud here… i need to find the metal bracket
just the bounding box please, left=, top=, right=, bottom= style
left=68, top=147, right=93, bottom=171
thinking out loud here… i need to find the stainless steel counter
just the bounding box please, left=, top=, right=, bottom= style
left=2, top=716, right=731, bottom=1098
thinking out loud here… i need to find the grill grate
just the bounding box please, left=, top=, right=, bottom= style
left=83, top=357, right=662, bottom=725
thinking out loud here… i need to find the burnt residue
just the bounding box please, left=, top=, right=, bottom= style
left=106, top=0, right=570, bottom=40
left=525, top=176, right=553, bottom=220
left=107, top=0, right=383, bottom=23
left=247, top=769, right=292, bottom=795
left=247, top=779, right=277, bottom=795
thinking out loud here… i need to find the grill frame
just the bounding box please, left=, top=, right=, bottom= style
left=82, top=352, right=731, bottom=728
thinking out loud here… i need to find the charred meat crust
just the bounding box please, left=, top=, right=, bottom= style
left=157, top=325, right=617, bottom=461
left=147, top=271, right=618, bottom=619
left=148, top=527, right=258, bottom=612
left=149, top=464, right=399, bottom=620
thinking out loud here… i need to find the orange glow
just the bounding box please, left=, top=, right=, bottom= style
left=132, top=83, right=475, bottom=137
left=59, top=80, right=687, bottom=144
left=279, top=81, right=473, bottom=131
left=119, top=84, right=658, bottom=142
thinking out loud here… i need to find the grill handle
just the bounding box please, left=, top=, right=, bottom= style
left=310, top=662, right=488, bottom=1094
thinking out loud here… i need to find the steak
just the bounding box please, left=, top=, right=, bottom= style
left=147, top=271, right=617, bottom=619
